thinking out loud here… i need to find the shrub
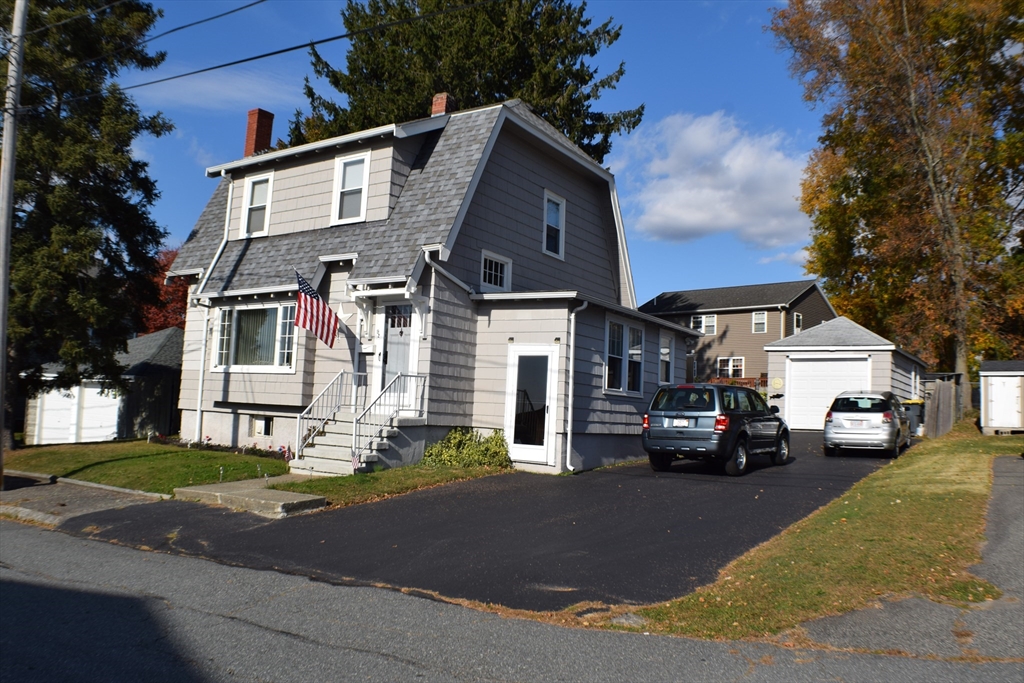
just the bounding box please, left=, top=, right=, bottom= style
left=422, top=428, right=512, bottom=468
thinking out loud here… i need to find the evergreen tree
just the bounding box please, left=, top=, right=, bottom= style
left=291, top=0, right=643, bottom=163
left=1, top=0, right=173, bottom=401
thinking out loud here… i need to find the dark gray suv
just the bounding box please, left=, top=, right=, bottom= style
left=641, top=383, right=790, bottom=476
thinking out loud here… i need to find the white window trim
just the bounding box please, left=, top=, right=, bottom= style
left=479, top=250, right=512, bottom=293
left=241, top=172, right=274, bottom=237
left=542, top=190, right=566, bottom=260
left=717, top=356, right=744, bottom=379
left=659, top=333, right=674, bottom=384
left=752, top=310, right=768, bottom=334
left=212, top=301, right=297, bottom=374
left=330, top=150, right=371, bottom=226
left=793, top=312, right=803, bottom=334
left=691, top=313, right=717, bottom=336
left=604, top=315, right=644, bottom=396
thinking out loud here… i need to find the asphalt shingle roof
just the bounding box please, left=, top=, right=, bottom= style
left=980, top=360, right=1024, bottom=373
left=764, top=316, right=892, bottom=348
left=42, top=326, right=183, bottom=377
left=171, top=103, right=515, bottom=293
left=639, top=280, right=819, bottom=315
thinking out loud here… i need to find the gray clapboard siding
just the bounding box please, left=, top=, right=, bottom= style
left=310, top=265, right=359, bottom=398
left=790, top=288, right=835, bottom=334
left=445, top=127, right=619, bottom=301
left=692, top=309, right=776, bottom=379
left=422, top=275, right=476, bottom=426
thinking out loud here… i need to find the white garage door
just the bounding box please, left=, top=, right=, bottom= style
left=38, top=390, right=75, bottom=444
left=79, top=382, right=120, bottom=442
left=36, top=384, right=120, bottom=444
left=787, top=357, right=871, bottom=430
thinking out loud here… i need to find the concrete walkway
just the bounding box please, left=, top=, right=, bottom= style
left=173, top=474, right=326, bottom=519
left=1, top=470, right=325, bottom=524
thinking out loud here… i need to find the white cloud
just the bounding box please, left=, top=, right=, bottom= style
left=611, top=112, right=810, bottom=249
left=759, top=248, right=809, bottom=267
left=123, top=64, right=306, bottom=113
left=181, top=132, right=216, bottom=168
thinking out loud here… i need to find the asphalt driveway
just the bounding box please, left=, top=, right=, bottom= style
left=60, top=432, right=886, bottom=611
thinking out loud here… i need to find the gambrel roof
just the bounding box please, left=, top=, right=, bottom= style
left=639, top=279, right=828, bottom=316
left=171, top=100, right=634, bottom=305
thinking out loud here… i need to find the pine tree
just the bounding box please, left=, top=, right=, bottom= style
left=290, top=0, right=643, bottom=163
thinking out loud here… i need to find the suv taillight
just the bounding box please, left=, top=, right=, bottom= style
left=825, top=410, right=833, bottom=423
left=642, top=413, right=650, bottom=430
left=714, top=414, right=729, bottom=432
left=882, top=411, right=893, bottom=424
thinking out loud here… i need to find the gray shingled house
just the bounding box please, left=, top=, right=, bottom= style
left=169, top=96, right=699, bottom=475
left=639, top=280, right=836, bottom=384
left=25, top=326, right=184, bottom=444
left=764, top=316, right=926, bottom=430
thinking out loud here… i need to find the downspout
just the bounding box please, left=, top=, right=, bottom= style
left=565, top=300, right=588, bottom=472
left=423, top=249, right=474, bottom=294
left=193, top=171, right=233, bottom=443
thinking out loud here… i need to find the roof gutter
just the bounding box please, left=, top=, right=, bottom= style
left=423, top=249, right=474, bottom=294
left=194, top=172, right=233, bottom=301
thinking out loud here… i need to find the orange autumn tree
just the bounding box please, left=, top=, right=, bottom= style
left=139, top=248, right=188, bottom=333
left=771, top=0, right=1024, bottom=407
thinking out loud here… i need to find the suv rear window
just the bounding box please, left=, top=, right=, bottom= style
left=831, top=397, right=891, bottom=413
left=651, top=387, right=717, bottom=412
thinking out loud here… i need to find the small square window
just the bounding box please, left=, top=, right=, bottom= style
left=717, top=357, right=744, bottom=379
left=480, top=251, right=512, bottom=292
left=250, top=416, right=273, bottom=437
left=691, top=314, right=716, bottom=336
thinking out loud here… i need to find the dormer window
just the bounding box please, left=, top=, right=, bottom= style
left=331, top=151, right=370, bottom=224
left=242, top=173, right=273, bottom=236
left=543, top=190, right=565, bottom=259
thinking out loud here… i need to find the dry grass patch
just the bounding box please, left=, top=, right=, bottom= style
left=272, top=464, right=508, bottom=507
left=601, top=421, right=1018, bottom=640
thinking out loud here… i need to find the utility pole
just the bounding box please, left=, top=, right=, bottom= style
left=1, top=0, right=30, bottom=488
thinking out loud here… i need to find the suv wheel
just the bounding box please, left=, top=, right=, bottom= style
left=724, top=438, right=749, bottom=476
left=889, top=433, right=901, bottom=459
left=649, top=453, right=673, bottom=472
left=772, top=433, right=790, bottom=465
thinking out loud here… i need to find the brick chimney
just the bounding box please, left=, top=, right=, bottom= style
left=244, top=108, right=274, bottom=157
left=431, top=92, right=456, bottom=117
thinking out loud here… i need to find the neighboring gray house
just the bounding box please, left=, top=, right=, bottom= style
left=25, top=326, right=184, bottom=445
left=764, top=316, right=926, bottom=430
left=639, top=280, right=836, bottom=383
left=979, top=360, right=1023, bottom=435
left=169, top=96, right=699, bottom=475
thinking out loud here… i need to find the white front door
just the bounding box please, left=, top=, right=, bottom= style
left=504, top=345, right=558, bottom=465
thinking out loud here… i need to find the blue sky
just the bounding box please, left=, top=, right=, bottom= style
left=126, top=0, right=821, bottom=305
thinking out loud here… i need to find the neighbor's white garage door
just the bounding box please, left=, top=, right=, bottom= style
left=787, top=357, right=871, bottom=430
left=36, top=383, right=120, bottom=444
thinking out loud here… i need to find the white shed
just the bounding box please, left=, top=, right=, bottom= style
left=764, top=317, right=926, bottom=431
left=979, top=360, right=1024, bottom=435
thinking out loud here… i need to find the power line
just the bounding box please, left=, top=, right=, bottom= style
left=65, top=0, right=269, bottom=73
left=25, top=0, right=131, bottom=36
left=113, top=0, right=499, bottom=95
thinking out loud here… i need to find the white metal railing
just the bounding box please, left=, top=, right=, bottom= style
left=296, top=371, right=369, bottom=456
left=352, top=374, right=426, bottom=461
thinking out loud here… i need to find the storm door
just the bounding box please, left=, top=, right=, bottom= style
left=504, top=345, right=558, bottom=465
left=382, top=304, right=413, bottom=389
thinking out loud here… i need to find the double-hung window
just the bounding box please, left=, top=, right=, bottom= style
left=242, top=173, right=273, bottom=236
left=793, top=312, right=803, bottom=334
left=331, top=151, right=370, bottom=224
left=215, top=303, right=296, bottom=371
left=659, top=333, right=673, bottom=384
left=717, top=357, right=744, bottom=379
left=480, top=250, right=512, bottom=292
left=542, top=190, right=565, bottom=259
left=606, top=318, right=643, bottom=393
left=752, top=310, right=767, bottom=334
left=690, top=314, right=716, bottom=335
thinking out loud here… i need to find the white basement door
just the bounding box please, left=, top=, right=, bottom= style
left=787, top=357, right=871, bottom=430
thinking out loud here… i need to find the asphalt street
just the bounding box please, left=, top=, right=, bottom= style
left=56, top=432, right=885, bottom=611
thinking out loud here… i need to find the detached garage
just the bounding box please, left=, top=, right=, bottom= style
left=765, top=317, right=925, bottom=431
left=979, top=360, right=1023, bottom=435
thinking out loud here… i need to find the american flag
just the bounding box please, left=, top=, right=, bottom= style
left=295, top=272, right=339, bottom=348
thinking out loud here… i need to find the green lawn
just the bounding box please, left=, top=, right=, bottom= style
left=589, top=420, right=1021, bottom=639
left=4, top=441, right=288, bottom=495
left=273, top=464, right=509, bottom=506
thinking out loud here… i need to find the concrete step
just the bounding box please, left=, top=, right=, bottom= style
left=310, top=431, right=354, bottom=448
left=290, top=452, right=355, bottom=477
left=174, top=474, right=326, bottom=519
